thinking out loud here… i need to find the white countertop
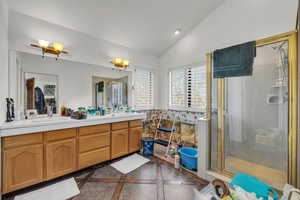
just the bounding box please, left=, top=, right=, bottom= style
left=0, top=113, right=146, bottom=137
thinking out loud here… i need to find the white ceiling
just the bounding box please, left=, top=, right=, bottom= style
left=8, top=0, right=224, bottom=56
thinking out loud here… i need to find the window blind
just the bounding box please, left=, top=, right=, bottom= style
left=169, top=66, right=206, bottom=111
left=189, top=67, right=206, bottom=110
left=135, top=69, right=153, bottom=109
left=169, top=68, right=186, bottom=109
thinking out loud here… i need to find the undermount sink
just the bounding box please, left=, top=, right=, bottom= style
left=29, top=116, right=72, bottom=123
left=87, top=112, right=136, bottom=119
left=27, top=113, right=139, bottom=122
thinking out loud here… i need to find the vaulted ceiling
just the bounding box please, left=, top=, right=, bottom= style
left=8, top=0, right=224, bottom=56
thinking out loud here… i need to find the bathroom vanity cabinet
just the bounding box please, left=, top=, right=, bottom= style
left=3, top=133, right=44, bottom=193
left=1, top=119, right=143, bottom=194
left=129, top=120, right=143, bottom=153
left=78, top=124, right=111, bottom=169
left=45, top=128, right=77, bottom=180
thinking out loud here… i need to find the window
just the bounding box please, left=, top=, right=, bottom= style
left=169, top=68, right=186, bottom=108
left=169, top=66, right=206, bottom=111
left=111, top=82, right=123, bottom=106
left=134, top=69, right=154, bottom=109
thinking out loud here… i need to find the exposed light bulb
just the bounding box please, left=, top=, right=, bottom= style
left=114, top=58, right=122, bottom=64
left=174, top=29, right=181, bottom=36
left=38, top=40, right=50, bottom=48
left=123, top=60, right=129, bottom=66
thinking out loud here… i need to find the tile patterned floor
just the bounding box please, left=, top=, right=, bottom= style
left=3, top=156, right=208, bottom=200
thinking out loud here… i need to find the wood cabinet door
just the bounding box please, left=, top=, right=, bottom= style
left=129, top=127, right=142, bottom=153
left=46, top=138, right=76, bottom=180
left=111, top=129, right=129, bottom=159
left=3, top=144, right=43, bottom=193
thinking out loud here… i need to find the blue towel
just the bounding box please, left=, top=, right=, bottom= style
left=230, top=173, right=279, bottom=200
left=213, top=41, right=256, bottom=78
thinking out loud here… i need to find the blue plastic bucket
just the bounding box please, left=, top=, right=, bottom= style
left=142, top=137, right=154, bottom=156
left=179, top=147, right=198, bottom=170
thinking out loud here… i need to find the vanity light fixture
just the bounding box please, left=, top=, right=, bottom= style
left=31, top=40, right=68, bottom=60
left=111, top=58, right=130, bottom=71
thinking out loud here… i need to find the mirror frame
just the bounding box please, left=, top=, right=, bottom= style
left=23, top=72, right=59, bottom=116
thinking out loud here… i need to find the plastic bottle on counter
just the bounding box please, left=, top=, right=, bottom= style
left=174, top=154, right=180, bottom=169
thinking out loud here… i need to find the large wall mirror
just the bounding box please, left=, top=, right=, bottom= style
left=92, top=76, right=128, bottom=109
left=24, top=72, right=59, bottom=115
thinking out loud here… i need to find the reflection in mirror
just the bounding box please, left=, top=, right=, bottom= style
left=93, top=76, right=128, bottom=109
left=24, top=72, right=58, bottom=115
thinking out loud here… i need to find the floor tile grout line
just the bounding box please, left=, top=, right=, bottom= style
left=157, top=157, right=209, bottom=186
left=87, top=177, right=123, bottom=183
left=111, top=174, right=127, bottom=200
left=68, top=170, right=96, bottom=200
left=160, top=163, right=166, bottom=200
left=123, top=178, right=157, bottom=184
left=156, top=159, right=165, bottom=200
left=156, top=159, right=160, bottom=200
left=79, top=170, right=96, bottom=189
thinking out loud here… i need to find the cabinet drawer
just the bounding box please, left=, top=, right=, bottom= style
left=79, top=147, right=110, bottom=169
left=46, top=128, right=76, bottom=142
left=3, top=133, right=43, bottom=149
left=112, top=121, right=128, bottom=130
left=129, top=120, right=143, bottom=128
left=79, top=124, right=110, bottom=136
left=79, top=132, right=110, bottom=153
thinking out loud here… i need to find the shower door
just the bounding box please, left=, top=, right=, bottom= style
left=208, top=31, right=298, bottom=188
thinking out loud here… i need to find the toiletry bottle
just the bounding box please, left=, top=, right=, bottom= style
left=101, top=107, right=105, bottom=116
left=174, top=154, right=180, bottom=169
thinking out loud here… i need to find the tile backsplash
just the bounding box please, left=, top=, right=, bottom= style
left=139, top=109, right=205, bottom=147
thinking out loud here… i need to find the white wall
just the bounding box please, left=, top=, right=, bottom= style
left=158, top=0, right=298, bottom=109
left=0, top=0, right=8, bottom=122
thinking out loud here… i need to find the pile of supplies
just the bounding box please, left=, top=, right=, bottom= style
left=194, top=173, right=300, bottom=200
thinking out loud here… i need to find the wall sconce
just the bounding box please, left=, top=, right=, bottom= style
left=30, top=40, right=68, bottom=60
left=111, top=58, right=130, bottom=70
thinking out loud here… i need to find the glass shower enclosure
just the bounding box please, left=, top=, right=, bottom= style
left=208, top=31, right=298, bottom=189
